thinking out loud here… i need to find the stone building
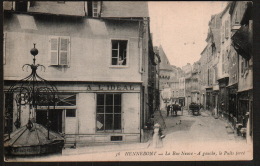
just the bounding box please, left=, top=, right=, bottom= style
left=3, top=1, right=158, bottom=146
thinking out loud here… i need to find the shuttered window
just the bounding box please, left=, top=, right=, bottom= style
left=49, top=36, right=70, bottom=66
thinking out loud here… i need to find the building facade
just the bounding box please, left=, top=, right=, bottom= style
left=3, top=1, right=157, bottom=146
left=229, top=1, right=253, bottom=143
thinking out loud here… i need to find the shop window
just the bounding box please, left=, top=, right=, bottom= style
left=111, top=40, right=128, bottom=66
left=66, top=109, right=76, bottom=117
left=49, top=36, right=70, bottom=66
left=96, top=94, right=122, bottom=132
left=56, top=94, right=76, bottom=106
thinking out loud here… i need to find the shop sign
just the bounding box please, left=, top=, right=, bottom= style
left=86, top=84, right=138, bottom=91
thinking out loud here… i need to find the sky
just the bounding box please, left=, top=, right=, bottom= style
left=148, top=1, right=227, bottom=68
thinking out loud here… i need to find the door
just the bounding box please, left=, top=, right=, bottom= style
left=36, top=109, right=63, bottom=133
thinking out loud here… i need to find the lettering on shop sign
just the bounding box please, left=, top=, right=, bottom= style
left=86, top=85, right=135, bottom=91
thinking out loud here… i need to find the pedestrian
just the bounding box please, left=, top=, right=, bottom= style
left=152, top=123, right=164, bottom=148
left=167, top=105, right=170, bottom=117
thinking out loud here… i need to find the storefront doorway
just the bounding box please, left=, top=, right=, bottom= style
left=36, top=109, right=63, bottom=133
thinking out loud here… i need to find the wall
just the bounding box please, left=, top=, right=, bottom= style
left=4, top=14, right=142, bottom=83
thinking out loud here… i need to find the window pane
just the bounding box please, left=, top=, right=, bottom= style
left=105, top=114, right=113, bottom=130
left=106, top=94, right=113, bottom=105
left=97, top=106, right=104, bottom=113
left=112, top=58, right=117, bottom=65
left=114, top=114, right=121, bottom=130
left=51, top=38, right=58, bottom=50
left=114, top=106, right=121, bottom=113
left=112, top=50, right=118, bottom=57
left=51, top=52, right=58, bottom=65
left=119, top=41, right=127, bottom=65
left=114, top=94, right=121, bottom=105
left=60, top=38, right=68, bottom=51
left=105, top=106, right=113, bottom=113
left=96, top=114, right=104, bottom=131
left=66, top=109, right=76, bottom=117
left=60, top=52, right=68, bottom=65
left=112, top=41, right=118, bottom=49
left=97, top=94, right=104, bottom=105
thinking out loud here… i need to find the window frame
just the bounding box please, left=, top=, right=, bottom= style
left=92, top=1, right=99, bottom=17
left=96, top=93, right=122, bottom=133
left=49, top=36, right=71, bottom=66
left=110, top=39, right=129, bottom=68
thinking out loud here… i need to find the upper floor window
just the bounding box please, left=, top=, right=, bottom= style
left=87, top=1, right=100, bottom=17
left=111, top=40, right=128, bottom=66
left=225, top=20, right=229, bottom=39
left=235, top=11, right=239, bottom=24
left=49, top=36, right=70, bottom=66
left=92, top=1, right=98, bottom=17
left=14, top=1, right=29, bottom=12
left=241, top=58, right=249, bottom=77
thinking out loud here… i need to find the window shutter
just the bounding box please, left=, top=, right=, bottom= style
left=97, top=1, right=101, bottom=17
left=50, top=36, right=59, bottom=65
left=225, top=20, right=228, bottom=38
left=59, top=37, right=70, bottom=65
left=226, top=20, right=229, bottom=38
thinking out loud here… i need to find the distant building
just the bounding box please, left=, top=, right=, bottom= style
left=155, top=46, right=172, bottom=109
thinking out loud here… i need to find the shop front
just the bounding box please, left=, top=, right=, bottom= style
left=227, top=84, right=238, bottom=129
left=205, top=87, right=213, bottom=111
left=6, top=82, right=142, bottom=146
left=217, top=77, right=229, bottom=119
left=237, top=90, right=253, bottom=139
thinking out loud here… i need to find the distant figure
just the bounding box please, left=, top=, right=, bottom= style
left=118, top=57, right=126, bottom=65
left=152, top=123, right=163, bottom=148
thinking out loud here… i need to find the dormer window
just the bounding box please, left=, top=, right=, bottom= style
left=14, top=1, right=29, bottom=12
left=87, top=1, right=101, bottom=17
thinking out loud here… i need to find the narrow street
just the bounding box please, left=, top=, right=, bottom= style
left=160, top=109, right=245, bottom=144
left=7, top=108, right=251, bottom=162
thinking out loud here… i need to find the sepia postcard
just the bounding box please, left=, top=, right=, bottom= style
left=3, top=1, right=253, bottom=162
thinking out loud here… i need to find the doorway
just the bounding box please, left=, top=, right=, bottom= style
left=36, top=109, right=63, bottom=133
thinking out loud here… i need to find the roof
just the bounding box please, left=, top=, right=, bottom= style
left=28, top=1, right=86, bottom=16
left=201, top=45, right=208, bottom=55
left=158, top=45, right=173, bottom=71
left=101, top=1, right=149, bottom=18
